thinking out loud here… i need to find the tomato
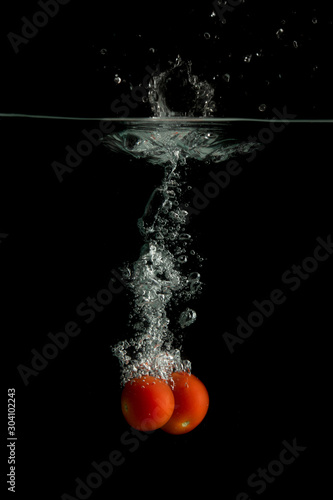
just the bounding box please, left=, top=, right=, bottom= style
left=121, top=376, right=175, bottom=431
left=161, top=372, right=209, bottom=434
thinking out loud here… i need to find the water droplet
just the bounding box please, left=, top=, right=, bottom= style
left=114, top=75, right=121, bottom=84
left=259, top=104, right=267, bottom=112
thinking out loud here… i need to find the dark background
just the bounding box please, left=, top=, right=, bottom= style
left=1, top=1, right=332, bottom=499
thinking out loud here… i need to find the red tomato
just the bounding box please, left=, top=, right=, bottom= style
left=161, top=372, right=209, bottom=434
left=121, top=376, right=175, bottom=431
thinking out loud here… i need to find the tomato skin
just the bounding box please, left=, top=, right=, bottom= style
left=161, top=372, right=209, bottom=434
left=121, top=376, right=175, bottom=431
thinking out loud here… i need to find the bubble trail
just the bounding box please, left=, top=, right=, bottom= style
left=112, top=153, right=199, bottom=386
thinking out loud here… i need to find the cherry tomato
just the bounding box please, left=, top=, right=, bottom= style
left=161, top=372, right=209, bottom=434
left=121, top=376, right=175, bottom=431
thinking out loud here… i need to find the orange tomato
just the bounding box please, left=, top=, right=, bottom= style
left=121, top=376, right=175, bottom=431
left=161, top=372, right=209, bottom=434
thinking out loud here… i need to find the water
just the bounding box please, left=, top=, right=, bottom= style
left=1, top=59, right=332, bottom=388
left=103, top=120, right=260, bottom=166
left=147, top=57, right=216, bottom=118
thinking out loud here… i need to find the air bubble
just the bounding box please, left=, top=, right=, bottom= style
left=259, top=104, right=267, bottom=112
left=177, top=255, right=188, bottom=263
left=204, top=32, right=211, bottom=39
left=179, top=308, right=197, bottom=329
left=179, top=233, right=191, bottom=240
left=190, top=281, right=201, bottom=293
left=114, top=75, right=121, bottom=84
left=162, top=200, right=172, bottom=213
left=276, top=28, right=284, bottom=39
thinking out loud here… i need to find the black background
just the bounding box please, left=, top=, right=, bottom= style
left=1, top=1, right=332, bottom=499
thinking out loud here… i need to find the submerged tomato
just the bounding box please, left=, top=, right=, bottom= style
left=121, top=376, right=175, bottom=431
left=161, top=372, right=209, bottom=434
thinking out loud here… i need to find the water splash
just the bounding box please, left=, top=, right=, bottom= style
left=105, top=57, right=260, bottom=166
left=110, top=58, right=259, bottom=386
left=104, top=124, right=259, bottom=166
